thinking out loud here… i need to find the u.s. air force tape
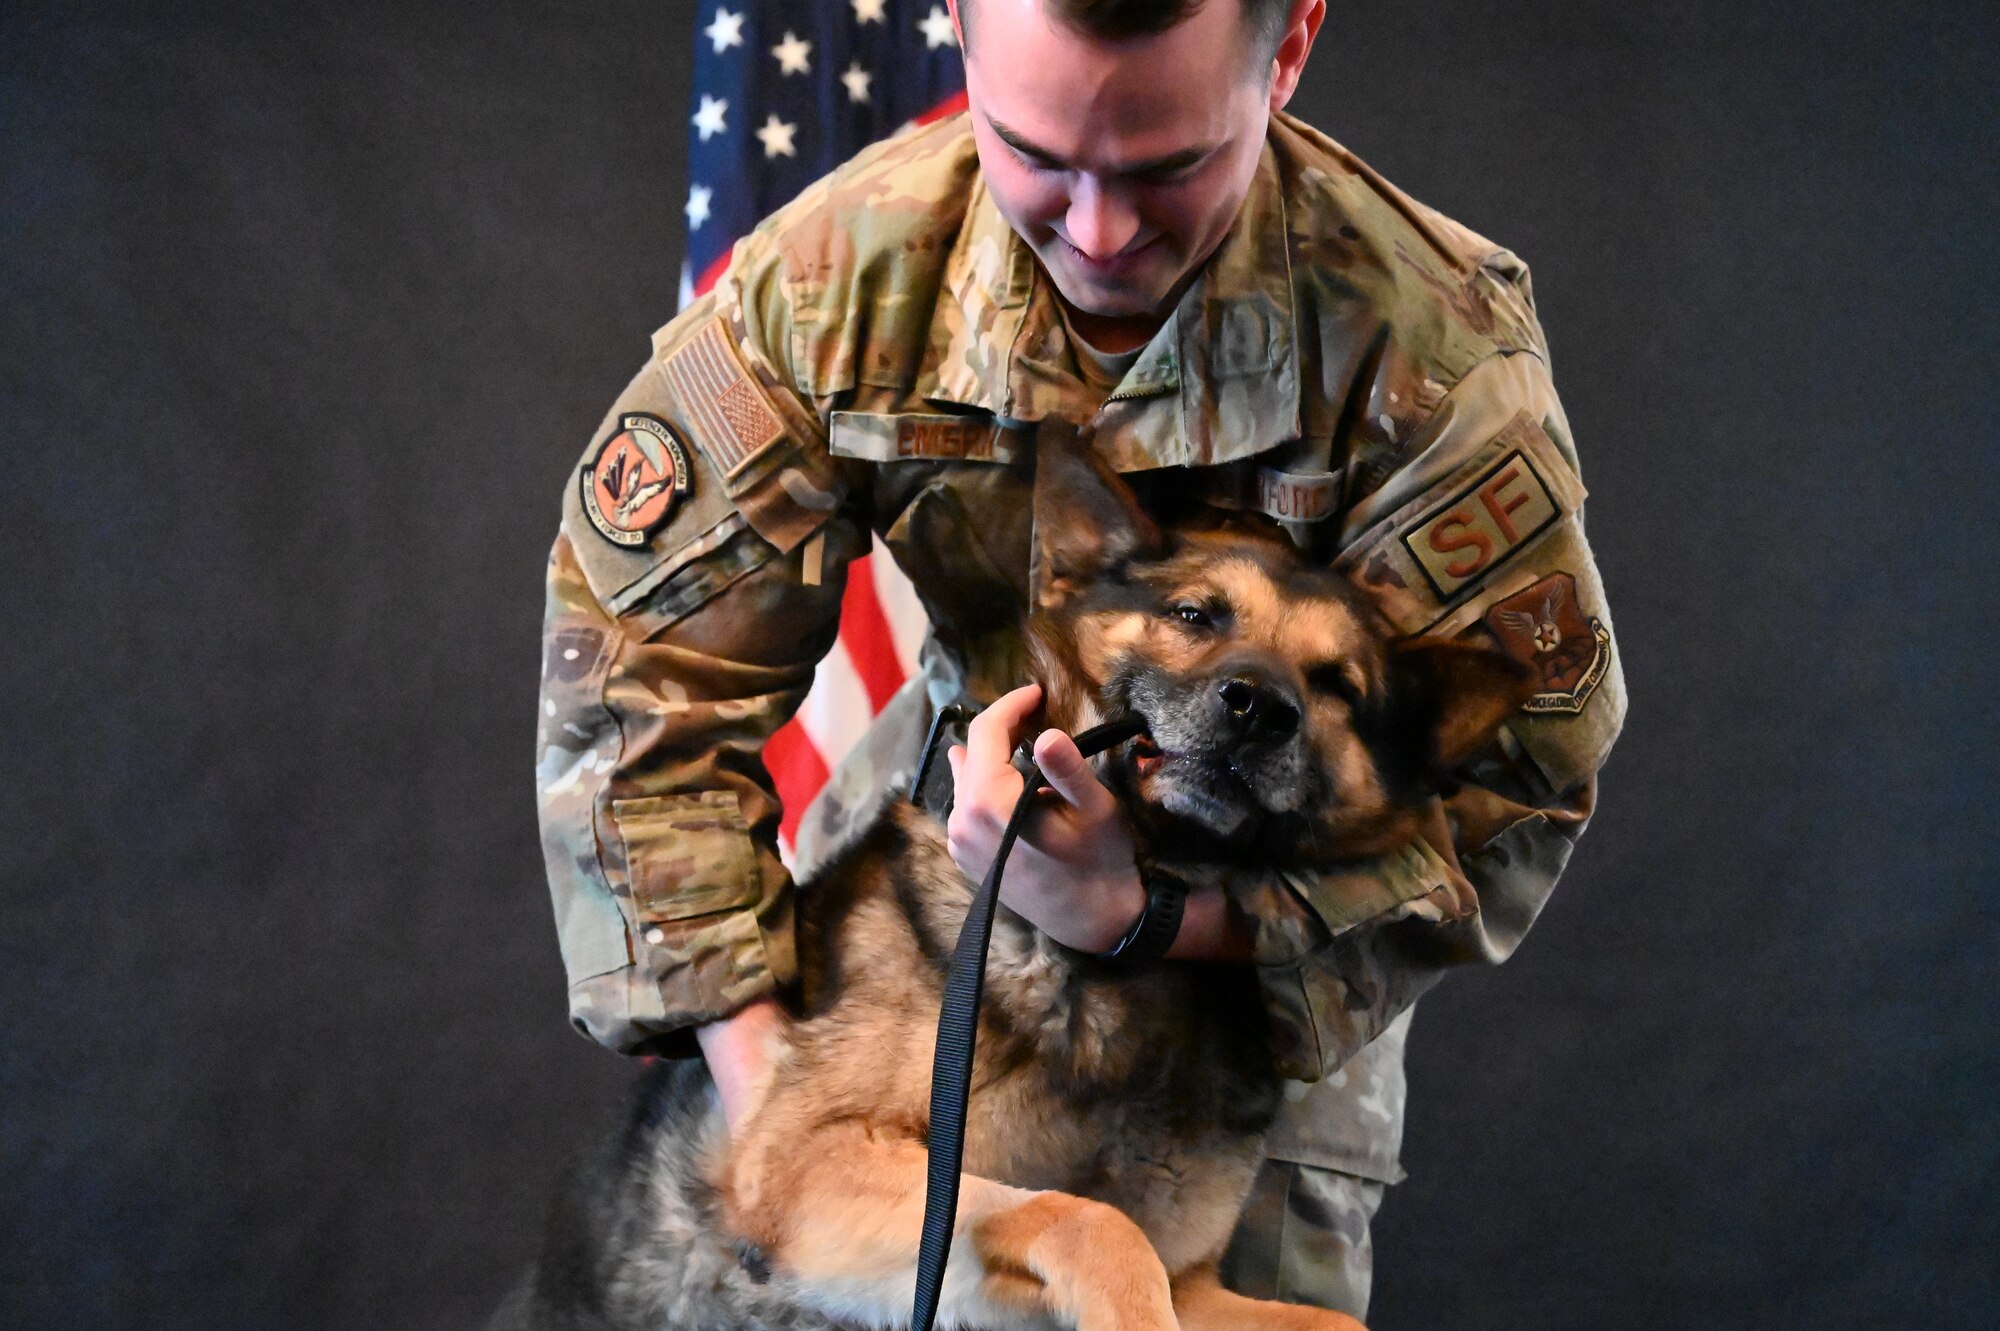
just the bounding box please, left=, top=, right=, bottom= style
left=1204, top=466, right=1345, bottom=524
left=580, top=413, right=691, bottom=548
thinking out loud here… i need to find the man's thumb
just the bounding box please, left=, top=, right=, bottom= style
left=1033, top=728, right=1111, bottom=816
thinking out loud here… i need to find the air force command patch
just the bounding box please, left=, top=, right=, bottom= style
left=1484, top=572, right=1612, bottom=715
left=581, top=413, right=691, bottom=548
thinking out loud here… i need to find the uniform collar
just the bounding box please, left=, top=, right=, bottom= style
left=917, top=137, right=1302, bottom=471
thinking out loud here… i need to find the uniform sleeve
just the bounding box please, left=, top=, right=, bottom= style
left=1239, top=343, right=1627, bottom=1081
left=536, top=239, right=863, bottom=1056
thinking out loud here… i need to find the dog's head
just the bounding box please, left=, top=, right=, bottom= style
left=1027, top=432, right=1537, bottom=866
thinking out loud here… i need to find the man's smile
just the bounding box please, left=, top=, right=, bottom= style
left=1057, top=231, right=1161, bottom=277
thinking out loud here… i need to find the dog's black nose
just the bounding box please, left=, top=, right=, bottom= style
left=1217, top=676, right=1300, bottom=741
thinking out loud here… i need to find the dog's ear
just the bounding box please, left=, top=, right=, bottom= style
left=1386, top=638, right=1540, bottom=776
left=1031, top=421, right=1165, bottom=607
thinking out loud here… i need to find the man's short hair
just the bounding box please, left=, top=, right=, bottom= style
left=962, top=0, right=1294, bottom=70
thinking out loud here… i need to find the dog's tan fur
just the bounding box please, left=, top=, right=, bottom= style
left=718, top=797, right=1292, bottom=1330
left=497, top=437, right=1532, bottom=1331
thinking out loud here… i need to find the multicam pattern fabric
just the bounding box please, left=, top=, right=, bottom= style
left=538, top=109, right=1625, bottom=1305
left=1221, top=1163, right=1387, bottom=1318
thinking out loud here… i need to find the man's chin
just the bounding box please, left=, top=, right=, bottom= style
left=1042, top=254, right=1174, bottom=320
left=1057, top=283, right=1164, bottom=322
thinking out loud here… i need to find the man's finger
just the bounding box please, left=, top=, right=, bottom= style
left=964, top=683, right=1042, bottom=776
left=1032, top=728, right=1116, bottom=822
left=948, top=740, right=1018, bottom=833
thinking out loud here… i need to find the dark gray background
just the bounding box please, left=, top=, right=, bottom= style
left=3, top=1, right=1994, bottom=1327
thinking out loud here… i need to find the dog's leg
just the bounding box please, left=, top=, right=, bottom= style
left=1170, top=1263, right=1366, bottom=1331
left=972, top=1189, right=1180, bottom=1331
left=727, top=1120, right=1177, bottom=1331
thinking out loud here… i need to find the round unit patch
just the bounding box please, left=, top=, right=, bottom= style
left=580, top=413, right=690, bottom=548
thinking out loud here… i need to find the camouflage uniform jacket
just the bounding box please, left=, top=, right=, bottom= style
left=537, top=111, right=1625, bottom=1101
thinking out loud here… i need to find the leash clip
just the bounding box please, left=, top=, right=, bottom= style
left=908, top=704, right=976, bottom=818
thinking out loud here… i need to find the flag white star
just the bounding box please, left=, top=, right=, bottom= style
left=755, top=114, right=799, bottom=159
left=691, top=94, right=728, bottom=141
left=851, top=0, right=886, bottom=23
left=771, top=30, right=812, bottom=75
left=685, top=184, right=713, bottom=230
left=918, top=5, right=958, bottom=49
left=841, top=61, right=873, bottom=104
left=704, top=7, right=745, bottom=54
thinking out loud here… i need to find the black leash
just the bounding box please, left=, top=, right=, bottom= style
left=907, top=713, right=1147, bottom=1331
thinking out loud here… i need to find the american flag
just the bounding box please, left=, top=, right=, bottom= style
left=681, top=1, right=968, bottom=856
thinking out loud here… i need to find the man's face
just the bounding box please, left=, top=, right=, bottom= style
left=954, top=0, right=1291, bottom=323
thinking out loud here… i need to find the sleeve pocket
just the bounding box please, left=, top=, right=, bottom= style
left=611, top=791, right=760, bottom=923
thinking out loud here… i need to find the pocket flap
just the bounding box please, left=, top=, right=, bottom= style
left=611, top=790, right=759, bottom=923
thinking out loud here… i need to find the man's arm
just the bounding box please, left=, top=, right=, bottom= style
left=1248, top=344, right=1625, bottom=1079
left=537, top=244, right=857, bottom=1061
left=695, top=994, right=788, bottom=1129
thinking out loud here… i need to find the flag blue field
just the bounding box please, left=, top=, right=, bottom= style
left=684, top=0, right=968, bottom=296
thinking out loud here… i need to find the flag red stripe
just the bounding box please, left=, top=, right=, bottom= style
left=914, top=90, right=970, bottom=125
left=764, top=717, right=830, bottom=850
left=839, top=553, right=910, bottom=713
left=692, top=248, right=732, bottom=300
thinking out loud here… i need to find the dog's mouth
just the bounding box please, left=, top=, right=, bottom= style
left=1103, top=680, right=1318, bottom=854
left=1120, top=729, right=1263, bottom=842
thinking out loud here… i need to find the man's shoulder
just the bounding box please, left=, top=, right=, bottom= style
left=718, top=114, right=981, bottom=396
left=758, top=114, right=980, bottom=252
left=1270, top=113, right=1547, bottom=369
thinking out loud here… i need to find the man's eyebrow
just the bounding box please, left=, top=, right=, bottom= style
left=986, top=116, right=1216, bottom=176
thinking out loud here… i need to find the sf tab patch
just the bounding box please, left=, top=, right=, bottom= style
left=581, top=413, right=691, bottom=548
left=1402, top=450, right=1559, bottom=600
left=1484, top=573, right=1612, bottom=715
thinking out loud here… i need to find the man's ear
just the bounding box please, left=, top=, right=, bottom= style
left=1031, top=421, right=1165, bottom=607
left=1387, top=638, right=1539, bottom=775
left=1267, top=0, right=1327, bottom=112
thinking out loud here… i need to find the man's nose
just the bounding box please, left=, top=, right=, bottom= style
left=1065, top=177, right=1140, bottom=261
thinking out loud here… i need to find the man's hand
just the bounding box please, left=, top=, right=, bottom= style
left=944, top=684, right=1147, bottom=953
left=693, top=995, right=785, bottom=1133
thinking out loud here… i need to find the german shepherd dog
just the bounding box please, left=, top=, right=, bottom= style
left=498, top=437, right=1534, bottom=1331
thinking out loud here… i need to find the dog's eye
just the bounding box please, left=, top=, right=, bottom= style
left=1170, top=603, right=1214, bottom=630
left=1308, top=664, right=1364, bottom=705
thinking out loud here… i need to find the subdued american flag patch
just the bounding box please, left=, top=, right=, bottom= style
left=660, top=322, right=785, bottom=478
